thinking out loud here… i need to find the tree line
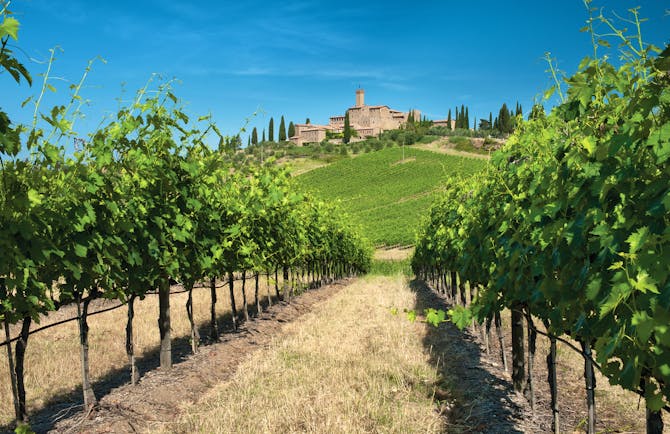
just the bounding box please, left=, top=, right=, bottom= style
left=249, top=115, right=303, bottom=146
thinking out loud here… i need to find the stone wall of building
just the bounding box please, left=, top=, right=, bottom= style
left=290, top=90, right=424, bottom=145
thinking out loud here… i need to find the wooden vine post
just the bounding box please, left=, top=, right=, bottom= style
left=125, top=294, right=139, bottom=385
left=511, top=303, right=526, bottom=393
left=209, top=277, right=219, bottom=341
left=77, top=296, right=97, bottom=409
left=158, top=275, right=172, bottom=369
left=3, top=318, right=21, bottom=422
left=580, top=340, right=596, bottom=434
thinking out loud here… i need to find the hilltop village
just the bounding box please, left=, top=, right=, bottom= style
left=289, top=89, right=455, bottom=146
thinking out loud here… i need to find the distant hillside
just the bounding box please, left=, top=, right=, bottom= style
left=296, top=147, right=487, bottom=246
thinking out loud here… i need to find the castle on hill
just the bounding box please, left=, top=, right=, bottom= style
left=291, top=89, right=451, bottom=146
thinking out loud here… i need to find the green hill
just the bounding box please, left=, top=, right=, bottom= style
left=296, top=147, right=487, bottom=246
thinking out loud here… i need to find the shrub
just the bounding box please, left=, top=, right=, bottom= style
left=448, top=136, right=471, bottom=147
left=417, top=134, right=438, bottom=144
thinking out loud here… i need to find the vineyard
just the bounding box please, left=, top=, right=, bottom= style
left=3, top=1, right=670, bottom=432
left=412, top=10, right=670, bottom=434
left=297, top=147, right=487, bottom=246
left=0, top=5, right=372, bottom=429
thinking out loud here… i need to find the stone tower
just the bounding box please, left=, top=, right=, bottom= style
left=356, top=88, right=365, bottom=107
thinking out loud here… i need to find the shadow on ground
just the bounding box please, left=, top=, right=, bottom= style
left=409, top=278, right=527, bottom=434
left=0, top=293, right=283, bottom=434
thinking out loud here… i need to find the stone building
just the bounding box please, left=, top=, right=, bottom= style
left=289, top=89, right=421, bottom=146
left=432, top=119, right=457, bottom=129
left=292, top=123, right=330, bottom=144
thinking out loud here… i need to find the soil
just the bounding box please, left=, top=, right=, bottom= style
left=24, top=281, right=349, bottom=434
left=410, top=280, right=539, bottom=433
left=414, top=280, right=646, bottom=433
left=6, top=276, right=645, bottom=433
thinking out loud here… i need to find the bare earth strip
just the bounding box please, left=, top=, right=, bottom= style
left=21, top=275, right=544, bottom=433
left=413, top=140, right=492, bottom=160
left=37, top=281, right=348, bottom=433
left=160, top=275, right=536, bottom=434
left=373, top=247, right=414, bottom=261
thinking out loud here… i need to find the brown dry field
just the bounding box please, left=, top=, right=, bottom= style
left=0, top=272, right=655, bottom=433
left=0, top=273, right=285, bottom=431
left=413, top=139, right=492, bottom=160
left=373, top=246, right=414, bottom=261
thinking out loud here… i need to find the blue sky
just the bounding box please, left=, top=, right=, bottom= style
left=3, top=0, right=669, bottom=147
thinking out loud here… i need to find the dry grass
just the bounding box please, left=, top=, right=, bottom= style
left=0, top=275, right=279, bottom=426
left=282, top=157, right=328, bottom=175
left=373, top=247, right=414, bottom=261
left=412, top=140, right=491, bottom=160
left=485, top=309, right=646, bottom=432
left=161, top=274, right=443, bottom=434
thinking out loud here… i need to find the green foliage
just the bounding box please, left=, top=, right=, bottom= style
left=268, top=117, right=274, bottom=142
left=287, top=120, right=294, bottom=138
left=297, top=147, right=486, bottom=246
left=425, top=308, right=447, bottom=327
left=279, top=115, right=287, bottom=141
left=413, top=10, right=670, bottom=411
left=0, top=3, right=31, bottom=86
left=343, top=110, right=351, bottom=144
left=497, top=103, right=512, bottom=134
left=13, top=423, right=34, bottom=434
left=529, top=104, right=545, bottom=120
left=448, top=136, right=471, bottom=147
left=0, top=12, right=373, bottom=420
left=368, top=258, right=411, bottom=276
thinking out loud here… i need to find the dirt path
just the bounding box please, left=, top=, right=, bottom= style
left=23, top=275, right=550, bottom=433
left=31, top=281, right=348, bottom=433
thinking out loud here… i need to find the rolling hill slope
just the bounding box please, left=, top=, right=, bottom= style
left=296, top=147, right=487, bottom=246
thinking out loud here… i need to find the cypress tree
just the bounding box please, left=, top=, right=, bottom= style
left=343, top=110, right=351, bottom=144
left=489, top=112, right=493, bottom=130
left=288, top=121, right=295, bottom=138
left=498, top=103, right=511, bottom=134
left=306, top=118, right=311, bottom=124
left=251, top=127, right=258, bottom=145
left=465, top=107, right=469, bottom=130
left=460, top=105, right=465, bottom=129
left=268, top=117, right=274, bottom=142
left=473, top=117, right=477, bottom=131
left=407, top=109, right=415, bottom=125
left=262, top=129, right=266, bottom=142
left=234, top=134, right=241, bottom=150
left=447, top=109, right=452, bottom=130
left=509, top=105, right=515, bottom=132
left=247, top=136, right=251, bottom=147
left=279, top=116, right=287, bottom=141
